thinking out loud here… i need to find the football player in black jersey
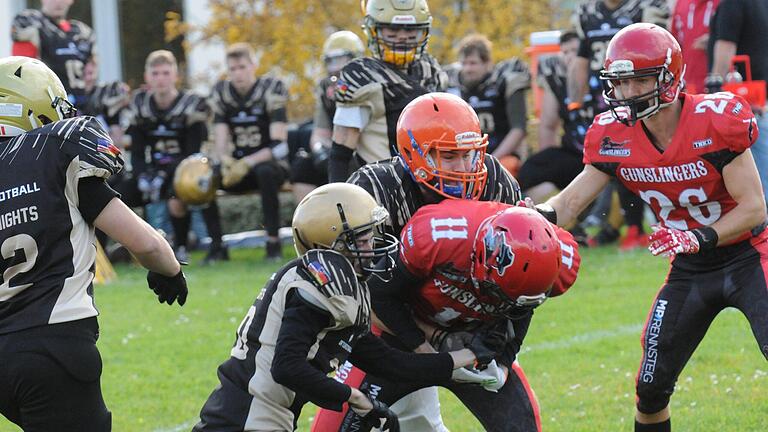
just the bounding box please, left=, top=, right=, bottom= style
left=11, top=0, right=94, bottom=103
left=80, top=58, right=130, bottom=147
left=193, top=183, right=486, bottom=432
left=126, top=50, right=226, bottom=263
left=311, top=93, right=524, bottom=431
left=446, top=34, right=531, bottom=176
left=518, top=31, right=589, bottom=203
left=0, top=57, right=187, bottom=432
left=290, top=31, right=365, bottom=203
left=328, top=0, right=447, bottom=182
left=568, top=0, right=670, bottom=249
left=209, top=43, right=289, bottom=261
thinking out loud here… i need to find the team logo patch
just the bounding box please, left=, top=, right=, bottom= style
left=335, top=78, right=349, bottom=96
left=483, top=229, right=515, bottom=276
left=692, top=138, right=713, bottom=149
left=599, top=137, right=631, bottom=157
left=97, top=138, right=121, bottom=157
left=307, top=261, right=331, bottom=286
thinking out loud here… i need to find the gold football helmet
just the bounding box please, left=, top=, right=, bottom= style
left=361, top=0, right=432, bottom=68
left=173, top=154, right=219, bottom=206
left=0, top=56, right=76, bottom=137
left=292, top=183, right=398, bottom=277
left=323, top=31, right=365, bottom=74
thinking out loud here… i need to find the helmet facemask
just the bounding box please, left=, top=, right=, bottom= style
left=405, top=129, right=488, bottom=200
left=330, top=203, right=398, bottom=280
left=473, top=279, right=547, bottom=320
left=600, top=58, right=685, bottom=126
left=367, top=21, right=430, bottom=68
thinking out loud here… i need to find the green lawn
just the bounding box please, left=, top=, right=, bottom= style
left=0, top=245, right=765, bottom=431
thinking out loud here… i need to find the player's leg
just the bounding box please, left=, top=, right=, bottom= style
left=634, top=264, right=723, bottom=431
left=448, top=361, right=541, bottom=432
left=730, top=232, right=768, bottom=360
left=0, top=319, right=111, bottom=432
left=201, top=199, right=228, bottom=264
left=253, top=161, right=287, bottom=259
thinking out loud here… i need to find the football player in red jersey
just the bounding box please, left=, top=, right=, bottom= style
left=534, top=23, right=766, bottom=432
left=321, top=202, right=580, bottom=432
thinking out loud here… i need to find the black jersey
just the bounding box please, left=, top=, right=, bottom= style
left=537, top=55, right=594, bottom=154
left=572, top=0, right=669, bottom=112
left=0, top=117, right=123, bottom=334
left=446, top=59, right=530, bottom=154
left=348, top=155, right=522, bottom=237
left=11, top=9, right=94, bottom=99
left=80, top=81, right=130, bottom=128
left=127, top=90, right=210, bottom=175
left=335, top=54, right=447, bottom=163
left=209, top=77, right=288, bottom=159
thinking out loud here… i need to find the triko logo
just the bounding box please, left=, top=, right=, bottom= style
left=599, top=137, right=631, bottom=157
left=692, top=138, right=713, bottom=149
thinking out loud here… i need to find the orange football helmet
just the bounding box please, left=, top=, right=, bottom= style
left=396, top=92, right=488, bottom=200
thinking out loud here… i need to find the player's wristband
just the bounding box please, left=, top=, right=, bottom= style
left=691, top=226, right=719, bottom=251
left=534, top=203, right=558, bottom=225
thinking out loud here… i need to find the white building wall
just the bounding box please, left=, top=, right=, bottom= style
left=1, top=0, right=27, bottom=58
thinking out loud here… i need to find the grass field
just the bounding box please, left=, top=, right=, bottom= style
left=1, top=245, right=766, bottom=431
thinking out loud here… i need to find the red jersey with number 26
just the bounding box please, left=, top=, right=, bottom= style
left=399, top=199, right=580, bottom=329
left=584, top=92, right=759, bottom=243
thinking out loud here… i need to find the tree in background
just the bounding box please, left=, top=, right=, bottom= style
left=167, top=0, right=561, bottom=119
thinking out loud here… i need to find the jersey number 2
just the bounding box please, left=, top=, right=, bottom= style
left=0, top=234, right=39, bottom=301
left=639, top=187, right=721, bottom=230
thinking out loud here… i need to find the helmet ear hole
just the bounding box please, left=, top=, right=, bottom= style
left=14, top=67, right=22, bottom=78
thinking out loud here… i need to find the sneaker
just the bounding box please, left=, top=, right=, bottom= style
left=587, top=225, right=620, bottom=247
left=265, top=240, right=282, bottom=261
left=619, top=225, right=649, bottom=251
left=174, top=246, right=189, bottom=263
left=202, top=245, right=230, bottom=265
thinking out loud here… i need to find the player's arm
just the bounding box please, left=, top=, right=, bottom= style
left=349, top=332, right=478, bottom=382
left=544, top=164, right=611, bottom=227
left=211, top=122, right=232, bottom=163
left=128, top=125, right=149, bottom=177
left=368, top=255, right=433, bottom=353
left=492, top=88, right=527, bottom=160
left=538, top=86, right=562, bottom=151
left=93, top=193, right=180, bottom=277
left=329, top=124, right=362, bottom=182
left=714, top=150, right=767, bottom=244
left=271, top=290, right=360, bottom=411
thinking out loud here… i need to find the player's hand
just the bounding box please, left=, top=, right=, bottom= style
left=349, top=389, right=399, bottom=432
left=450, top=360, right=508, bottom=392
left=466, top=322, right=508, bottom=370
left=221, top=158, right=249, bottom=188
left=648, top=226, right=700, bottom=257
left=147, top=269, right=188, bottom=306
left=430, top=330, right=473, bottom=352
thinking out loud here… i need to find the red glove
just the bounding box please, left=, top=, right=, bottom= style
left=648, top=226, right=700, bottom=257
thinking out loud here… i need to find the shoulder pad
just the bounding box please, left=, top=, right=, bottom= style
left=699, top=93, right=760, bottom=153
left=178, top=91, right=211, bottom=126
left=536, top=55, right=564, bottom=88
left=296, top=250, right=371, bottom=330
left=482, top=154, right=523, bottom=204
left=31, top=117, right=124, bottom=179
left=258, top=76, right=289, bottom=113
left=492, top=58, right=530, bottom=97
left=208, top=80, right=230, bottom=117
left=126, top=90, right=151, bottom=126
left=11, top=9, right=44, bottom=44
left=93, top=81, right=130, bottom=119
left=335, top=57, right=387, bottom=106
left=442, top=61, right=461, bottom=89
left=412, top=53, right=448, bottom=92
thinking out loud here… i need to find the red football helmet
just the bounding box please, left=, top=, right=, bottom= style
left=397, top=93, right=488, bottom=200
left=600, top=23, right=685, bottom=126
left=470, top=207, right=562, bottom=320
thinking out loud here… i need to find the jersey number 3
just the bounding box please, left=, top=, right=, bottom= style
left=0, top=234, right=39, bottom=301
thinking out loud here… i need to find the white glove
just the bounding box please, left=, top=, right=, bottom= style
left=451, top=360, right=508, bottom=393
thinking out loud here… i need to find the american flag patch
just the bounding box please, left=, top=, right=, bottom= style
left=307, top=261, right=331, bottom=285
left=97, top=138, right=121, bottom=157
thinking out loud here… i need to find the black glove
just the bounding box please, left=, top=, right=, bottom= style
left=147, top=269, right=188, bottom=306
left=430, top=329, right=473, bottom=352
left=467, top=320, right=512, bottom=369
left=361, top=398, right=400, bottom=432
